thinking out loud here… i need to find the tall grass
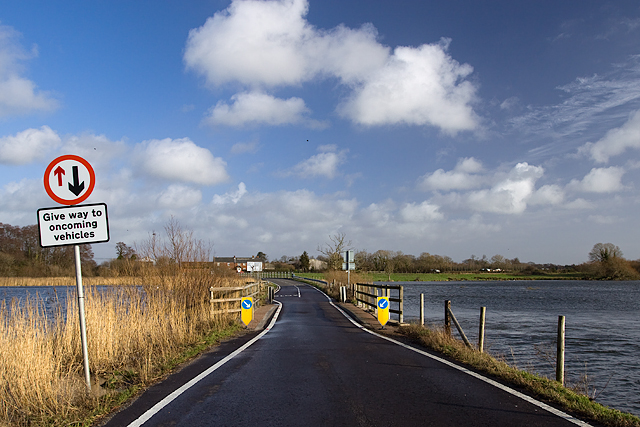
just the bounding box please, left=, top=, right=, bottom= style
left=0, top=270, right=244, bottom=426
left=0, top=276, right=135, bottom=287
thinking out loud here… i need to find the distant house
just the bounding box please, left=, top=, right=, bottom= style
left=309, top=258, right=327, bottom=271
left=183, top=256, right=264, bottom=273
left=214, top=256, right=263, bottom=273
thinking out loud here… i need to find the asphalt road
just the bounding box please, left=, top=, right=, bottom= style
left=101, top=280, right=590, bottom=427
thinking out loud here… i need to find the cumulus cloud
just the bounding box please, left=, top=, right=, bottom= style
left=420, top=159, right=566, bottom=214
left=466, top=163, right=544, bottom=214
left=157, top=185, right=202, bottom=208
left=0, top=126, right=60, bottom=164
left=212, top=182, right=248, bottom=205
left=419, top=157, right=483, bottom=191
left=0, top=25, right=58, bottom=116
left=288, top=145, right=347, bottom=179
left=528, top=184, right=564, bottom=206
left=338, top=40, right=479, bottom=133
left=581, top=110, right=640, bottom=163
left=184, top=0, right=479, bottom=133
left=205, top=91, right=324, bottom=128
left=184, top=0, right=387, bottom=87
left=568, top=166, right=625, bottom=193
left=134, top=137, right=229, bottom=185
left=400, top=201, right=443, bottom=222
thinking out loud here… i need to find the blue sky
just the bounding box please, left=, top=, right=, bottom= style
left=1, top=0, right=640, bottom=265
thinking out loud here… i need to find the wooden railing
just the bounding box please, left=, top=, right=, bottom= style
left=353, top=283, right=404, bottom=325
left=209, top=281, right=264, bottom=314
left=240, top=271, right=293, bottom=279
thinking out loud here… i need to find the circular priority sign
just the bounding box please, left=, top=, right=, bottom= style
left=44, top=155, right=95, bottom=205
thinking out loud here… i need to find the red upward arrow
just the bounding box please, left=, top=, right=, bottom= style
left=54, top=166, right=65, bottom=186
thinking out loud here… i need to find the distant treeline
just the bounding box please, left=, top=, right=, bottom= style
left=0, top=223, right=96, bottom=276
left=2, top=222, right=639, bottom=280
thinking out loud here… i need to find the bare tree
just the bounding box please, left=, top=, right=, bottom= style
left=317, top=232, right=352, bottom=270
left=135, top=217, right=213, bottom=266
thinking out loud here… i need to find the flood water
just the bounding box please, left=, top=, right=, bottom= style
left=375, top=280, right=640, bottom=416
left=4, top=281, right=640, bottom=416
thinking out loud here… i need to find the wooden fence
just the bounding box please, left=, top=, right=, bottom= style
left=353, top=283, right=404, bottom=325
left=433, top=297, right=565, bottom=385
left=209, top=281, right=264, bottom=314
left=240, top=271, right=293, bottom=279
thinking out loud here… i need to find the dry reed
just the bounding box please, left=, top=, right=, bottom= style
left=0, top=270, right=245, bottom=426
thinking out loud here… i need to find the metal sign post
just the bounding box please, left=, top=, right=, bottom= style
left=74, top=245, right=91, bottom=390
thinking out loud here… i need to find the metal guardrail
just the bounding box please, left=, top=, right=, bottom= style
left=209, top=281, right=263, bottom=314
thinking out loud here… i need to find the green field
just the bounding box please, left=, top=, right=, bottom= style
left=296, top=271, right=587, bottom=282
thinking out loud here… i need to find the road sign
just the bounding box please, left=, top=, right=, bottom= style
left=377, top=297, right=390, bottom=327
left=241, top=297, right=253, bottom=326
left=37, top=203, right=109, bottom=247
left=44, top=155, right=95, bottom=205
left=342, top=250, right=355, bottom=271
left=247, top=261, right=263, bottom=272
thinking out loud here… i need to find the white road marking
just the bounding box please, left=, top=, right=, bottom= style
left=308, top=284, right=593, bottom=427
left=126, top=300, right=283, bottom=427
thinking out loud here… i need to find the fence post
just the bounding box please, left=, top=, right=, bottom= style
left=399, top=286, right=404, bottom=324
left=445, top=300, right=451, bottom=336
left=478, top=307, right=486, bottom=353
left=556, top=315, right=565, bottom=385
left=420, top=293, right=424, bottom=326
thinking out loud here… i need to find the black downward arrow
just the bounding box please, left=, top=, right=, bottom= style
left=68, top=166, right=85, bottom=196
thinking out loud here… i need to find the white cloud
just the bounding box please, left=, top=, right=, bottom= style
left=400, top=201, right=443, bottom=222
left=184, top=1, right=479, bottom=133
left=338, top=40, right=479, bottom=133
left=508, top=59, right=640, bottom=155
left=289, top=145, right=347, bottom=179
left=568, top=166, right=625, bottom=193
left=205, top=91, right=323, bottom=127
left=212, top=182, right=248, bottom=205
left=419, top=157, right=483, bottom=191
left=184, top=0, right=387, bottom=88
left=581, top=110, right=640, bottom=163
left=0, top=25, right=58, bottom=116
left=466, top=163, right=544, bottom=214
left=134, top=137, right=229, bottom=185
left=0, top=126, right=60, bottom=164
left=528, top=184, right=564, bottom=206
left=157, top=185, right=202, bottom=208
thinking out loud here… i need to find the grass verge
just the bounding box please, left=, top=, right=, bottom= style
left=397, top=324, right=640, bottom=427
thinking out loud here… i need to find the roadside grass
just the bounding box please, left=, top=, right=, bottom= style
left=398, top=324, right=640, bottom=427
left=0, top=271, right=248, bottom=427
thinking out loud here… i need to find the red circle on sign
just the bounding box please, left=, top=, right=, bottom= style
left=44, top=155, right=96, bottom=205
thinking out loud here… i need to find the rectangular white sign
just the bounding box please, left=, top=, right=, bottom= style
left=247, top=261, right=263, bottom=272
left=37, top=203, right=109, bottom=247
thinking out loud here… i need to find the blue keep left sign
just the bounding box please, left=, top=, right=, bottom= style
left=378, top=298, right=389, bottom=310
